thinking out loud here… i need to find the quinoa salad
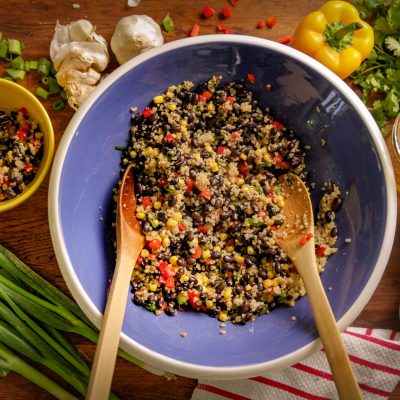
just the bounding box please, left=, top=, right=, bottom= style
left=0, top=108, right=44, bottom=201
left=118, top=76, right=341, bottom=324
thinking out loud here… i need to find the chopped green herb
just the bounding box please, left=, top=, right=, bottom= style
left=35, top=87, right=50, bottom=100
left=5, top=68, right=25, bottom=81
left=114, top=145, right=127, bottom=151
left=161, top=13, right=175, bottom=34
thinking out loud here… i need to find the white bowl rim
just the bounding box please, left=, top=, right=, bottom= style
left=48, top=34, right=397, bottom=380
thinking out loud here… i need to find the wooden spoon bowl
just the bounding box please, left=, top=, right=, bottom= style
left=275, top=174, right=362, bottom=400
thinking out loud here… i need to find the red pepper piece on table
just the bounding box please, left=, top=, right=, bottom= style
left=220, top=6, right=232, bottom=18
left=277, top=34, right=292, bottom=44
left=266, top=16, right=277, bottom=28
left=247, top=73, right=256, bottom=83
left=190, top=23, right=200, bottom=37
left=202, top=6, right=215, bottom=18
left=257, top=20, right=266, bottom=29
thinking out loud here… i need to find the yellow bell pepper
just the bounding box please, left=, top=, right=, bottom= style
left=292, top=1, right=374, bottom=79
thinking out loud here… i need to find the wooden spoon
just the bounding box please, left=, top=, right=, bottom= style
left=87, top=164, right=144, bottom=400
left=275, top=174, right=362, bottom=400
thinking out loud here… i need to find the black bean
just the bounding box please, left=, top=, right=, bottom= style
left=223, top=255, right=234, bottom=263
left=330, top=227, right=338, bottom=237
left=214, top=198, right=223, bottom=208
left=186, top=231, right=195, bottom=241
left=157, top=211, right=168, bottom=222
left=189, top=169, right=197, bottom=179
left=331, top=197, right=341, bottom=212
left=186, top=257, right=196, bottom=266
left=241, top=300, right=250, bottom=313
left=168, top=195, right=178, bottom=206
left=325, top=211, right=333, bottom=223
left=211, top=250, right=221, bottom=259
left=142, top=222, right=152, bottom=233
left=259, top=270, right=267, bottom=279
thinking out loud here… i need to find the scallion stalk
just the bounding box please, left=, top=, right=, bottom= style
left=7, top=38, right=21, bottom=55
left=37, top=58, right=51, bottom=76
left=53, top=100, right=65, bottom=111
left=5, top=68, right=25, bottom=81
left=0, top=40, right=8, bottom=58
left=48, top=76, right=62, bottom=94
left=11, top=55, right=24, bottom=70
left=35, top=87, right=50, bottom=100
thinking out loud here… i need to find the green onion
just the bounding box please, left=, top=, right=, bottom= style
left=11, top=56, right=24, bottom=70
left=60, top=90, right=68, bottom=100
left=52, top=100, right=65, bottom=111
left=161, top=13, right=174, bottom=34
left=41, top=76, right=49, bottom=85
left=50, top=63, right=57, bottom=76
left=48, top=76, right=62, bottom=94
left=28, top=60, right=38, bottom=70
left=5, top=68, right=25, bottom=81
left=35, top=87, right=50, bottom=99
left=37, top=58, right=51, bottom=76
left=114, top=145, right=126, bottom=151
left=7, top=38, right=22, bottom=55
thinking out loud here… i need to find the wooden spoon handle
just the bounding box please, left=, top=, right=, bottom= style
left=296, top=248, right=362, bottom=400
left=86, top=248, right=139, bottom=400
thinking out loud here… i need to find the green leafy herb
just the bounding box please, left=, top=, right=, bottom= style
left=351, top=0, right=400, bottom=135
left=161, top=13, right=174, bottom=34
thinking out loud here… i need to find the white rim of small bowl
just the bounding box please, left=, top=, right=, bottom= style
left=48, top=35, right=397, bottom=380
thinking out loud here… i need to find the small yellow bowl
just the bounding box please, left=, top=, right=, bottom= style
left=0, top=79, right=55, bottom=212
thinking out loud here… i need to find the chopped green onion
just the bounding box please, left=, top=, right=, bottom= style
left=50, top=63, right=57, bottom=76
left=48, top=76, right=61, bottom=94
left=5, top=68, right=26, bottom=81
left=41, top=76, right=49, bottom=85
left=11, top=56, right=24, bottom=70
left=161, top=13, right=174, bottom=34
left=35, top=87, right=49, bottom=100
left=1, top=76, right=14, bottom=82
left=0, top=40, right=8, bottom=58
left=28, top=60, right=38, bottom=70
left=37, top=58, right=51, bottom=76
left=114, top=145, right=126, bottom=151
left=52, top=100, right=65, bottom=111
left=7, top=39, right=22, bottom=55
left=60, top=90, right=67, bottom=100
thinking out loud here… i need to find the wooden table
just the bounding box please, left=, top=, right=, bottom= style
left=0, top=1, right=399, bottom=399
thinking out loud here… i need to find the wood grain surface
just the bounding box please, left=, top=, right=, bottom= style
left=0, top=1, right=399, bottom=399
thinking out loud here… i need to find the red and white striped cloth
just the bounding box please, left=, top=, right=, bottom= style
left=191, top=328, right=400, bottom=400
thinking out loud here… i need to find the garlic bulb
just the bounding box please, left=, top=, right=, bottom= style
left=111, top=15, right=164, bottom=65
left=50, top=20, right=109, bottom=110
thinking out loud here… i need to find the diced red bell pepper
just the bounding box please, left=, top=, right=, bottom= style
left=230, top=130, right=239, bottom=139
left=271, top=120, right=284, bottom=130
left=193, top=246, right=202, bottom=258
left=223, top=26, right=233, bottom=34
left=17, top=129, right=26, bottom=142
left=185, top=177, right=194, bottom=192
left=165, top=133, right=175, bottom=143
left=202, top=6, right=215, bottom=18
left=220, top=6, right=233, bottom=18
left=198, top=225, right=208, bottom=234
left=24, top=162, right=33, bottom=172
left=178, top=222, right=186, bottom=232
left=299, top=233, right=313, bottom=246
left=142, top=197, right=152, bottom=207
left=316, top=245, right=326, bottom=257
left=225, top=96, right=235, bottom=105
left=277, top=34, right=292, bottom=45
left=201, top=90, right=213, bottom=100
left=197, top=94, right=207, bottom=103
left=22, top=121, right=30, bottom=130
left=147, top=239, right=162, bottom=251
left=190, top=23, right=200, bottom=37
left=273, top=154, right=283, bottom=165
left=188, top=290, right=207, bottom=310
left=238, top=162, right=249, bottom=177
left=266, top=16, right=277, bottom=28
left=257, top=20, right=266, bottom=29
left=136, top=257, right=144, bottom=265
left=142, top=107, right=153, bottom=118
left=217, top=23, right=226, bottom=31
left=217, top=146, right=227, bottom=154
left=164, top=276, right=175, bottom=289
left=247, top=73, right=256, bottom=83
left=19, top=107, right=28, bottom=116
left=200, top=188, right=211, bottom=199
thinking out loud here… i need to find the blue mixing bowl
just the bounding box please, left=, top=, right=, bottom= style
left=48, top=35, right=396, bottom=379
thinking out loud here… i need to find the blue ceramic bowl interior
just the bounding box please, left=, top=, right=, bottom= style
left=52, top=37, right=395, bottom=377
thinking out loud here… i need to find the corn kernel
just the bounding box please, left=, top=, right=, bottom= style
left=181, top=274, right=189, bottom=282
left=153, top=95, right=164, bottom=104
left=129, top=150, right=137, bottom=158
left=205, top=145, right=212, bottom=153
left=167, top=218, right=178, bottom=228
left=246, top=207, right=253, bottom=215
left=220, top=233, right=228, bottom=241
left=166, top=91, right=175, bottom=98
left=202, top=249, right=211, bottom=259
left=167, top=103, right=176, bottom=111
left=169, top=255, right=178, bottom=265
left=223, top=287, right=232, bottom=300
left=172, top=212, right=182, bottom=221
left=143, top=147, right=153, bottom=156
left=276, top=196, right=285, bottom=208
left=219, top=312, right=228, bottom=322
left=234, top=255, right=244, bottom=264
left=180, top=126, right=187, bottom=133
left=267, top=271, right=275, bottom=279
left=272, top=277, right=280, bottom=286
left=177, top=178, right=185, bottom=188
left=206, top=300, right=213, bottom=308
left=150, top=219, right=159, bottom=228
left=202, top=275, right=209, bottom=283
left=207, top=103, right=214, bottom=112
left=176, top=193, right=184, bottom=200
left=162, top=237, right=170, bottom=247
left=154, top=201, right=162, bottom=210
left=141, top=249, right=149, bottom=258
left=263, top=279, right=273, bottom=289
left=136, top=212, right=146, bottom=220
left=226, top=246, right=235, bottom=252
left=273, top=286, right=281, bottom=296
left=255, top=148, right=263, bottom=157
left=210, top=162, right=219, bottom=172
left=236, top=178, right=244, bottom=185
left=149, top=283, right=157, bottom=292
left=180, top=119, right=187, bottom=126
left=213, top=246, right=221, bottom=252
left=247, top=246, right=254, bottom=255
left=263, top=153, right=271, bottom=161
left=240, top=153, right=247, bottom=160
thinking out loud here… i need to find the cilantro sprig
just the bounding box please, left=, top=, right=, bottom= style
left=351, top=0, right=400, bottom=135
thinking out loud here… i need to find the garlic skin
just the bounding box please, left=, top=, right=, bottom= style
left=111, top=15, right=164, bottom=65
left=50, top=20, right=109, bottom=110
